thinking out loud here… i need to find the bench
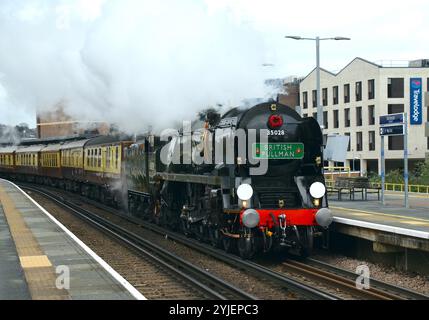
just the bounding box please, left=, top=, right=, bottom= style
left=327, top=177, right=381, bottom=201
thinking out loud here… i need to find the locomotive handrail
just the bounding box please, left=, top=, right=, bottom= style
left=155, top=172, right=222, bottom=186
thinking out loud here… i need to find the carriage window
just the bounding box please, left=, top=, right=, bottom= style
left=107, top=147, right=111, bottom=168
left=116, top=146, right=119, bottom=169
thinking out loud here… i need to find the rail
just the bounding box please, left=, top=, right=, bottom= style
left=21, top=185, right=257, bottom=300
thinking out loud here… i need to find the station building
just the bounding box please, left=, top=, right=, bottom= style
left=37, top=104, right=110, bottom=139
left=299, top=58, right=429, bottom=174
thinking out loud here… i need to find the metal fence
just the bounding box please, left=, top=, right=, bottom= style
left=371, top=182, right=429, bottom=194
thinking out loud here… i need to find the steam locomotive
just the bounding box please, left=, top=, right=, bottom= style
left=0, top=102, right=332, bottom=258
left=127, top=101, right=333, bottom=258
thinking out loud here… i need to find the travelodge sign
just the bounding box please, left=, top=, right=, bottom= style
left=410, top=78, right=422, bottom=125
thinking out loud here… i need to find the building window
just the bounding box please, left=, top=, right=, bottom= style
left=312, top=90, right=317, bottom=108
left=303, top=113, right=308, bottom=118
left=333, top=110, right=339, bottom=128
left=387, top=104, right=405, bottom=150
left=387, top=78, right=404, bottom=98
left=322, top=88, right=328, bottom=106
left=387, top=103, right=404, bottom=149
left=344, top=84, right=350, bottom=103
left=303, top=92, right=308, bottom=109
left=345, top=133, right=351, bottom=151
left=323, top=111, right=328, bottom=129
left=388, top=104, right=404, bottom=114
left=389, top=136, right=404, bottom=150
left=368, top=79, right=375, bottom=99
left=356, top=132, right=363, bottom=151
left=427, top=78, right=429, bottom=91
left=313, top=112, right=317, bottom=119
left=369, top=131, right=375, bottom=151
left=368, top=105, right=375, bottom=125
left=355, top=81, right=362, bottom=101
left=333, top=86, right=339, bottom=105
left=344, top=108, right=350, bottom=127
left=356, top=107, right=362, bottom=126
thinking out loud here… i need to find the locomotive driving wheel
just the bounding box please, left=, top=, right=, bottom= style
left=222, top=235, right=237, bottom=253
left=208, top=227, right=222, bottom=248
left=238, top=236, right=257, bottom=260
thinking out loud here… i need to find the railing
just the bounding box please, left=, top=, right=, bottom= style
left=325, top=180, right=335, bottom=188
left=371, top=182, right=429, bottom=194
left=324, top=166, right=351, bottom=181
left=324, top=166, right=351, bottom=174
left=325, top=180, right=429, bottom=194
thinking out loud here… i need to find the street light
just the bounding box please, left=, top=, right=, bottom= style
left=285, top=36, right=350, bottom=127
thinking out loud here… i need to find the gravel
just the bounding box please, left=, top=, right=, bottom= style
left=313, top=252, right=429, bottom=296
left=28, top=189, right=301, bottom=300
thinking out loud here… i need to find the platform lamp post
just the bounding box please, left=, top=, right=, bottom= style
left=285, top=36, right=351, bottom=127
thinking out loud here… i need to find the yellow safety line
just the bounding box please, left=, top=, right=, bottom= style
left=0, top=185, right=69, bottom=299
left=331, top=206, right=429, bottom=224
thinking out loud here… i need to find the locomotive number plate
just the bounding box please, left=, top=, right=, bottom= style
left=267, top=130, right=286, bottom=136
left=253, top=143, right=304, bottom=160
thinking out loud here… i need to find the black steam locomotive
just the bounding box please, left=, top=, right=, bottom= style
left=126, top=102, right=332, bottom=258
left=0, top=101, right=332, bottom=258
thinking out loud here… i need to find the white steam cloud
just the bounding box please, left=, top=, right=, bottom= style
left=0, top=0, right=273, bottom=132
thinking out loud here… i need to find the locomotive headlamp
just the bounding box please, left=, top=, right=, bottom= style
left=240, top=200, right=249, bottom=209
left=313, top=199, right=320, bottom=207
left=237, top=184, right=253, bottom=201
left=268, top=115, right=283, bottom=129
left=309, top=182, right=326, bottom=199
left=242, top=209, right=260, bottom=228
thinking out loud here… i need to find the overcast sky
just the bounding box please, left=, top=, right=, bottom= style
left=1, top=0, right=429, bottom=128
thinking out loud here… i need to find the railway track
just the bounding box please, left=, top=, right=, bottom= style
left=96, top=206, right=428, bottom=300
left=303, top=258, right=429, bottom=300
left=20, top=185, right=256, bottom=300
left=20, top=183, right=338, bottom=300
left=20, top=183, right=429, bottom=300
left=281, top=259, right=419, bottom=300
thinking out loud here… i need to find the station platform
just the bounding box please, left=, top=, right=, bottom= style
left=328, top=192, right=429, bottom=252
left=0, top=179, right=145, bottom=300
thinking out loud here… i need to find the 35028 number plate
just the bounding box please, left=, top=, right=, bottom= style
left=267, top=130, right=286, bottom=136
left=253, top=143, right=305, bottom=160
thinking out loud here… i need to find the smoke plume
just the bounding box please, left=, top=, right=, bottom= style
left=0, top=0, right=272, bottom=133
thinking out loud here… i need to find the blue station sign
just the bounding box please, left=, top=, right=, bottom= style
left=410, top=78, right=423, bottom=125
left=379, top=113, right=404, bottom=125
left=380, top=125, right=405, bottom=136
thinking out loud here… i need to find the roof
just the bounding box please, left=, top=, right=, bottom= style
left=301, top=57, right=381, bottom=82
left=0, top=146, right=18, bottom=153
left=16, top=145, right=45, bottom=153
left=19, top=134, right=100, bottom=146
left=85, top=135, right=132, bottom=147
left=42, top=144, right=63, bottom=152
left=60, top=139, right=90, bottom=150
